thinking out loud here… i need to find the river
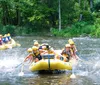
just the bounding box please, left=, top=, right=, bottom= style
left=0, top=36, right=100, bottom=85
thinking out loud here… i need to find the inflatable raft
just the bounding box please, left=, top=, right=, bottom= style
left=29, top=54, right=76, bottom=72
left=0, top=45, right=7, bottom=50
left=0, top=39, right=21, bottom=50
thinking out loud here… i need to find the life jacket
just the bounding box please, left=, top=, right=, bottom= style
left=2, top=37, right=8, bottom=43
left=33, top=51, right=39, bottom=56
left=32, top=51, right=42, bottom=60
left=7, top=36, right=11, bottom=41
left=47, top=47, right=54, bottom=54
left=0, top=38, right=2, bottom=45
left=47, top=50, right=54, bottom=54
left=61, top=49, right=71, bottom=59
left=70, top=45, right=77, bottom=55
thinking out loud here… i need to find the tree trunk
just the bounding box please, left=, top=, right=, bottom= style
left=90, top=0, right=93, bottom=12
left=6, top=5, right=10, bottom=24
left=16, top=0, right=20, bottom=26
left=79, top=0, right=83, bottom=21
left=2, top=2, right=7, bottom=25
left=59, top=0, right=61, bottom=31
left=16, top=8, right=20, bottom=26
left=79, top=14, right=83, bottom=21
left=84, top=0, right=86, bottom=10
left=79, top=0, right=80, bottom=5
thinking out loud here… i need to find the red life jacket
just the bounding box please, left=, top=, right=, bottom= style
left=0, top=38, right=2, bottom=45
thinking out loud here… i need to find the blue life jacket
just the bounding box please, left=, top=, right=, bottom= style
left=2, top=37, right=8, bottom=43
left=7, top=36, right=11, bottom=41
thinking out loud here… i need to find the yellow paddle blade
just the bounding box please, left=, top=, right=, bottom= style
left=17, top=43, right=21, bottom=47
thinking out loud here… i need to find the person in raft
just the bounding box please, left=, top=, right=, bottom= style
left=24, top=46, right=42, bottom=63
left=61, top=44, right=73, bottom=62
left=68, top=39, right=79, bottom=60
left=33, top=41, right=40, bottom=48
left=7, top=33, right=12, bottom=43
left=2, top=34, right=9, bottom=44
left=39, top=43, right=55, bottom=55
left=0, top=35, right=3, bottom=45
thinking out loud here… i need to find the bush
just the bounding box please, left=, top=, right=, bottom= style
left=0, top=25, right=15, bottom=35
left=0, top=25, right=38, bottom=36
left=95, top=28, right=100, bottom=37
left=51, top=21, right=96, bottom=37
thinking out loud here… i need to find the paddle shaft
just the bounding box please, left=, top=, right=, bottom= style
left=15, top=63, right=23, bottom=68
left=20, top=63, right=24, bottom=72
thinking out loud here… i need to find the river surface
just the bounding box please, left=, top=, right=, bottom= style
left=0, top=36, right=100, bottom=85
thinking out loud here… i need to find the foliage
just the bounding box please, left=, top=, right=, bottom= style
left=94, top=1, right=100, bottom=12
left=0, top=0, right=100, bottom=37
left=92, top=18, right=100, bottom=37
left=51, top=21, right=96, bottom=37
left=0, top=25, right=15, bottom=35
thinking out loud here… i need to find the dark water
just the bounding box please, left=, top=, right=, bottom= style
left=0, top=36, right=100, bottom=85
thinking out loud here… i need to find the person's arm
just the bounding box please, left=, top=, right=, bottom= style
left=74, top=45, right=78, bottom=53
left=24, top=54, right=33, bottom=62
left=70, top=49, right=75, bottom=59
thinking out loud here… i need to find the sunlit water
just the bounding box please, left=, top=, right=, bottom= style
left=0, top=36, right=100, bottom=85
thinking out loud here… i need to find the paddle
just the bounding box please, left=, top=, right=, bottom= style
left=17, top=55, right=32, bottom=76
left=70, top=59, right=77, bottom=79
left=70, top=57, right=90, bottom=79
left=78, top=57, right=92, bottom=65
left=70, top=65, right=76, bottom=79
left=70, top=73, right=76, bottom=79
left=14, top=63, right=23, bottom=68
left=18, top=54, right=33, bottom=76
left=75, top=52, right=91, bottom=64
left=18, top=63, right=24, bottom=76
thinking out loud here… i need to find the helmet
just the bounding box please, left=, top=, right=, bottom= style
left=34, top=41, right=39, bottom=45
left=27, top=48, right=32, bottom=53
left=0, top=35, right=2, bottom=37
left=7, top=33, right=10, bottom=36
left=68, top=39, right=74, bottom=45
left=69, top=41, right=74, bottom=45
left=65, top=44, right=71, bottom=48
left=32, top=46, right=38, bottom=51
left=4, top=34, right=7, bottom=37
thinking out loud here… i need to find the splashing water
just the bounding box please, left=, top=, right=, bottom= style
left=0, top=59, right=20, bottom=68
left=0, top=36, right=100, bottom=85
left=0, top=59, right=24, bottom=76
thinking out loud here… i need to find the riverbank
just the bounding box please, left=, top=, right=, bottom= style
left=51, top=21, right=100, bottom=38
left=0, top=21, right=100, bottom=38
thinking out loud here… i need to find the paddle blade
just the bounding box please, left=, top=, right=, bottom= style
left=18, top=71, right=24, bottom=76
left=70, top=74, right=76, bottom=79
left=17, top=43, right=21, bottom=47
